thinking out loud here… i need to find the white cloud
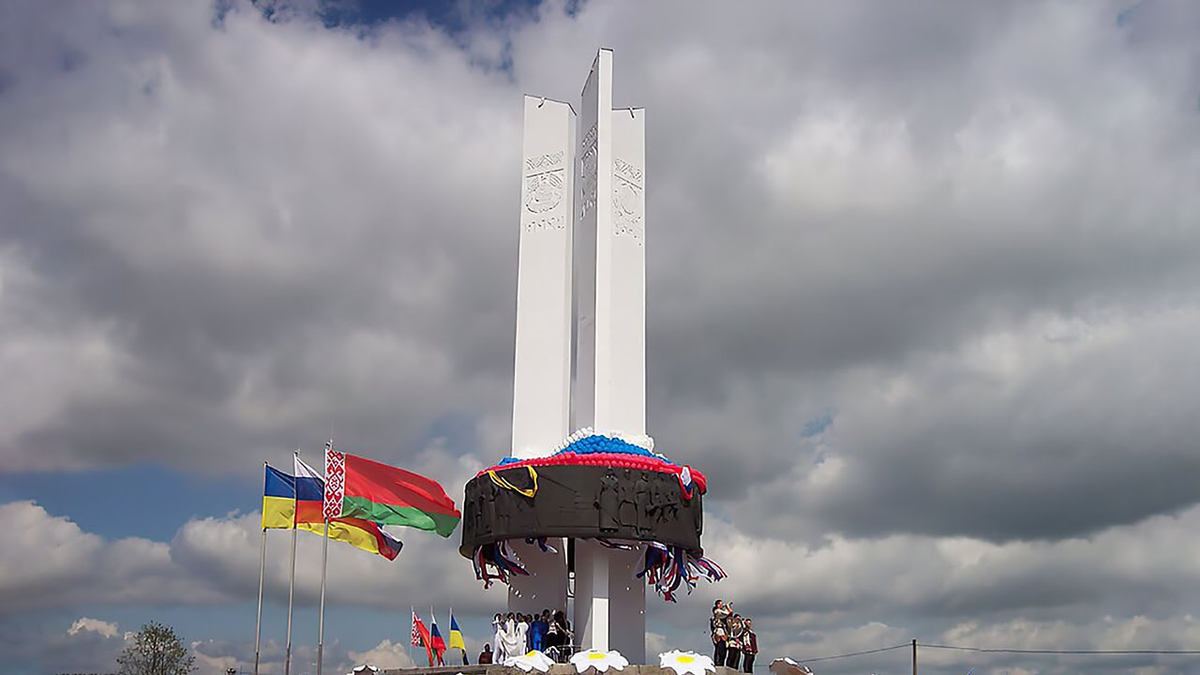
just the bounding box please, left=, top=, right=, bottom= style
left=68, top=617, right=119, bottom=639
left=0, top=501, right=229, bottom=614
left=348, top=639, right=417, bottom=671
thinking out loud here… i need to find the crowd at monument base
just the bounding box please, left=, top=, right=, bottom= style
left=375, top=665, right=754, bottom=675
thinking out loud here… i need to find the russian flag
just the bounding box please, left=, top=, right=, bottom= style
left=429, top=615, right=447, bottom=665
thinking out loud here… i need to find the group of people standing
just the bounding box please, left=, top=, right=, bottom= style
left=710, top=599, right=758, bottom=672
left=488, top=610, right=574, bottom=663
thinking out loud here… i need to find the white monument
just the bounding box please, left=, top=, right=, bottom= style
left=508, top=49, right=648, bottom=662
left=506, top=93, right=574, bottom=616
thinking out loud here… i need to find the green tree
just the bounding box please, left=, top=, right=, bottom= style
left=116, top=622, right=196, bottom=675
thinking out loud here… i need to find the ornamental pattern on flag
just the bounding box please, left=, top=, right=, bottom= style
left=324, top=442, right=346, bottom=520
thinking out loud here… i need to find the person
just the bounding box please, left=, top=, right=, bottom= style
left=545, top=612, right=563, bottom=649
left=478, top=644, right=493, bottom=665
left=711, top=600, right=730, bottom=666
left=742, top=618, right=757, bottom=673
left=725, top=614, right=744, bottom=670
left=516, top=613, right=530, bottom=653
left=499, top=612, right=525, bottom=661
left=492, top=613, right=506, bottom=662
left=530, top=610, right=549, bottom=652
left=545, top=610, right=573, bottom=661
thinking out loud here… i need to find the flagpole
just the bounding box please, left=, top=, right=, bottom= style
left=431, top=605, right=436, bottom=667
left=409, top=606, right=413, bottom=666
left=254, top=523, right=266, bottom=675
left=284, top=509, right=298, bottom=675
left=317, top=516, right=329, bottom=675
left=450, top=606, right=462, bottom=666
left=254, top=459, right=269, bottom=675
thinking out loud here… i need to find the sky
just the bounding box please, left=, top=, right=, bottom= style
left=2, top=0, right=1200, bottom=673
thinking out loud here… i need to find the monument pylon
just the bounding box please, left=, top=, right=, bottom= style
left=570, top=48, right=648, bottom=661
left=461, top=49, right=719, bottom=665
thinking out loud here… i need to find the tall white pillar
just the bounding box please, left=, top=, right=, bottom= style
left=508, top=94, right=575, bottom=615
left=572, top=48, right=648, bottom=664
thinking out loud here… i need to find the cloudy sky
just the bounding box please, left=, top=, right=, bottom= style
left=3, top=0, right=1200, bottom=673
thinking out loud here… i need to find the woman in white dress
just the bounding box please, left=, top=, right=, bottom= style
left=492, top=613, right=507, bottom=662
left=515, top=614, right=530, bottom=654
left=499, top=612, right=524, bottom=662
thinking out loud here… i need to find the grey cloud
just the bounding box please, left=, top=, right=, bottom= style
left=2, top=0, right=522, bottom=471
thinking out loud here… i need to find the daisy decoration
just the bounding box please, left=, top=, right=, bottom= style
left=659, top=650, right=716, bottom=675
left=570, top=648, right=629, bottom=673
left=504, top=650, right=555, bottom=673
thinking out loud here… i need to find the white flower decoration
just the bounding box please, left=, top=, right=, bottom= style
left=659, top=650, right=716, bottom=675
left=768, top=657, right=814, bottom=675
left=504, top=650, right=555, bottom=673
left=570, top=648, right=629, bottom=673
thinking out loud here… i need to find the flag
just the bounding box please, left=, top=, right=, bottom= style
left=429, top=613, right=447, bottom=665
left=262, top=464, right=296, bottom=530
left=411, top=610, right=434, bottom=666
left=324, top=441, right=345, bottom=521
left=448, top=611, right=466, bottom=651
left=294, top=456, right=403, bottom=560
left=335, top=452, right=461, bottom=537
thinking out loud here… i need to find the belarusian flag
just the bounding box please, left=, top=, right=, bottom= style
left=411, top=610, right=423, bottom=647
left=411, top=610, right=433, bottom=666
left=333, top=452, right=461, bottom=537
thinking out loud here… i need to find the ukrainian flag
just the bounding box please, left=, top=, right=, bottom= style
left=262, top=464, right=296, bottom=529
left=448, top=612, right=466, bottom=651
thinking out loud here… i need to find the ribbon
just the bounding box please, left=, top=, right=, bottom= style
left=487, top=465, right=539, bottom=498
left=636, top=542, right=726, bottom=602
left=471, top=541, right=531, bottom=589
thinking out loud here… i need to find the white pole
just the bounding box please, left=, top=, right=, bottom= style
left=254, top=525, right=267, bottom=675
left=284, top=521, right=297, bottom=675
left=592, top=547, right=610, bottom=651
left=316, top=518, right=329, bottom=675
